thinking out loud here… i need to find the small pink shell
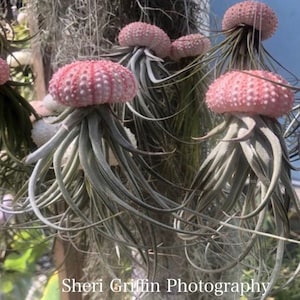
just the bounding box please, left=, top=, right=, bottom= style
left=118, top=22, right=171, bottom=58
left=0, top=58, right=10, bottom=85
left=170, top=33, right=211, bottom=60
left=48, top=60, right=137, bottom=107
left=206, top=70, right=294, bottom=118
left=222, top=1, right=278, bottom=40
left=170, top=34, right=211, bottom=61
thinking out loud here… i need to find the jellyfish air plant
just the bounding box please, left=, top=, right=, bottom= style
left=174, top=69, right=300, bottom=298
left=222, top=0, right=277, bottom=41
left=115, top=22, right=175, bottom=146
left=118, top=22, right=171, bottom=59
left=210, top=1, right=282, bottom=74
left=13, top=60, right=184, bottom=266
left=102, top=21, right=187, bottom=186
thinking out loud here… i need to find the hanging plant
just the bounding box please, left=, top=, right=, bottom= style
left=100, top=21, right=193, bottom=186
left=207, top=0, right=283, bottom=74
left=175, top=68, right=299, bottom=298
left=11, top=60, right=188, bottom=273
left=118, top=22, right=171, bottom=58
left=113, top=21, right=175, bottom=133
left=222, top=0, right=277, bottom=40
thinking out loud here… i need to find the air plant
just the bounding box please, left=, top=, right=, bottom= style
left=100, top=21, right=192, bottom=186
left=174, top=69, right=300, bottom=298
left=113, top=21, right=175, bottom=142
left=118, top=22, right=171, bottom=59
left=208, top=0, right=283, bottom=74
left=222, top=0, right=277, bottom=41
left=172, top=1, right=300, bottom=298
left=12, top=60, right=187, bottom=274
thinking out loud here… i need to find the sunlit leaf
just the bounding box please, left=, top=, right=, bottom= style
left=41, top=272, right=60, bottom=300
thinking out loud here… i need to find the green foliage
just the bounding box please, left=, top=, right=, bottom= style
left=40, top=272, right=60, bottom=300
left=0, top=229, right=51, bottom=300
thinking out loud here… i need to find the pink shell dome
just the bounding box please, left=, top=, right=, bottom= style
left=170, top=33, right=211, bottom=61
left=222, top=1, right=278, bottom=40
left=118, top=22, right=171, bottom=58
left=205, top=70, right=294, bottom=118
left=0, top=58, right=10, bottom=85
left=48, top=60, right=137, bottom=107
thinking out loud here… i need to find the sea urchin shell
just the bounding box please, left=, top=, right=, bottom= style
left=0, top=58, right=10, bottom=85
left=118, top=22, right=171, bottom=58
left=170, top=33, right=211, bottom=61
left=222, top=1, right=278, bottom=40
left=205, top=70, right=294, bottom=118
left=49, top=60, right=137, bottom=107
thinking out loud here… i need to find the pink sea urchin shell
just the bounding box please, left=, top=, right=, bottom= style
left=0, top=58, right=10, bottom=85
left=118, top=22, right=171, bottom=58
left=222, top=1, right=278, bottom=40
left=170, top=33, right=211, bottom=61
left=205, top=70, right=294, bottom=118
left=48, top=60, right=137, bottom=107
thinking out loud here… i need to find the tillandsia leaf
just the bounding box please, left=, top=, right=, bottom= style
left=53, top=133, right=90, bottom=223
left=208, top=25, right=294, bottom=76
left=236, top=116, right=294, bottom=222
left=221, top=114, right=256, bottom=141
left=126, top=49, right=177, bottom=121
left=182, top=203, right=268, bottom=274
left=192, top=119, right=229, bottom=140
left=261, top=221, right=286, bottom=300
left=144, top=54, right=170, bottom=84
left=282, top=104, right=300, bottom=162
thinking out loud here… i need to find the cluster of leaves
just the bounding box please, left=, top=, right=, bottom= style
left=0, top=229, right=54, bottom=300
